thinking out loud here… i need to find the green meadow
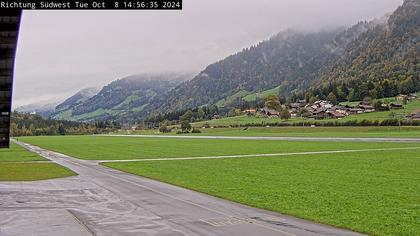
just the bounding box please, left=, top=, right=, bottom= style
left=122, top=126, right=420, bottom=138
left=17, top=135, right=420, bottom=235
left=0, top=143, right=45, bottom=163
left=104, top=148, right=420, bottom=236
left=0, top=143, right=76, bottom=181
left=20, top=135, right=419, bottom=160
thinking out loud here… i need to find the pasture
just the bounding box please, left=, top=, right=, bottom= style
left=20, top=135, right=420, bottom=160
left=18, top=135, right=420, bottom=235
left=0, top=143, right=76, bottom=181
left=149, top=126, right=420, bottom=138
left=104, top=149, right=420, bottom=236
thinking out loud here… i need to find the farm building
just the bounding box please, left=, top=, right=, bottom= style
left=409, top=110, right=420, bottom=120
left=259, top=108, right=280, bottom=117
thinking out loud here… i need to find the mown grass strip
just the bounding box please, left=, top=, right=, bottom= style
left=20, top=135, right=420, bottom=160
left=0, top=162, right=76, bottom=181
left=0, top=142, right=76, bottom=181
left=0, top=143, right=46, bottom=163
left=99, top=146, right=420, bottom=162
left=103, top=149, right=420, bottom=236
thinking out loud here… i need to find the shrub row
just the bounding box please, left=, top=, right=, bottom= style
left=209, top=119, right=420, bottom=128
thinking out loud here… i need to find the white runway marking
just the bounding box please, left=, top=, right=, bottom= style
left=99, top=146, right=420, bottom=163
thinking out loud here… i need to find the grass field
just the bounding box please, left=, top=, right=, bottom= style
left=0, top=143, right=76, bottom=181
left=0, top=143, right=45, bottom=163
left=20, top=135, right=420, bottom=160
left=103, top=148, right=420, bottom=236
left=121, top=126, right=420, bottom=138
left=18, top=135, right=420, bottom=235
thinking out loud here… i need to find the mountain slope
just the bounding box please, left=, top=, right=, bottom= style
left=55, top=87, right=100, bottom=112
left=16, top=101, right=58, bottom=117
left=308, top=0, right=419, bottom=101
left=148, top=0, right=418, bottom=116
left=148, top=30, right=336, bottom=113
left=51, top=0, right=417, bottom=123
left=53, top=73, right=190, bottom=122
left=147, top=22, right=379, bottom=114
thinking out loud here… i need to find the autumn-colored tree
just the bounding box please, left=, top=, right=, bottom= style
left=265, top=95, right=281, bottom=111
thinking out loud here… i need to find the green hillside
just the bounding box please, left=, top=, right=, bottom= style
left=242, top=86, right=284, bottom=102
left=53, top=74, right=189, bottom=122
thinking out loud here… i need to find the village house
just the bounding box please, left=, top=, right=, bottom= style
left=313, top=100, right=333, bottom=109
left=408, top=93, right=418, bottom=100
left=289, top=103, right=301, bottom=109
left=287, top=102, right=302, bottom=118
left=378, top=103, right=390, bottom=111
left=396, top=94, right=407, bottom=101
left=242, top=109, right=257, bottom=116
left=259, top=108, right=280, bottom=117
left=333, top=105, right=348, bottom=115
left=311, top=108, right=327, bottom=119
left=326, top=110, right=346, bottom=119
left=389, top=103, right=404, bottom=109
left=345, top=107, right=364, bottom=115
left=289, top=108, right=299, bottom=118
left=408, top=109, right=420, bottom=120
left=358, top=104, right=375, bottom=112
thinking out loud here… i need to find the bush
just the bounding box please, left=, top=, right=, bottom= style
left=191, top=129, right=202, bottom=133
left=159, top=126, right=172, bottom=133
left=176, top=130, right=189, bottom=134
left=180, top=120, right=192, bottom=132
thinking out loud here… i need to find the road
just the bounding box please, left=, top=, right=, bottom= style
left=0, top=141, right=364, bottom=236
left=100, top=134, right=420, bottom=143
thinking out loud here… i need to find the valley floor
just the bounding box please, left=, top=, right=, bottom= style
left=1, top=140, right=363, bottom=236
left=16, top=135, right=420, bottom=235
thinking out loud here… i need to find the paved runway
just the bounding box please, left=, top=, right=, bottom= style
left=100, top=134, right=420, bottom=143
left=0, top=141, right=364, bottom=236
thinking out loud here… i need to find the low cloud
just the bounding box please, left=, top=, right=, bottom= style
left=13, top=0, right=403, bottom=107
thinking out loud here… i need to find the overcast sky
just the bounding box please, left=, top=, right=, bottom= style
left=13, top=0, right=403, bottom=108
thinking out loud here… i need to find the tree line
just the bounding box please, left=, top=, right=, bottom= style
left=10, top=112, right=120, bottom=137
left=296, top=77, right=419, bottom=104
left=145, top=105, right=220, bottom=124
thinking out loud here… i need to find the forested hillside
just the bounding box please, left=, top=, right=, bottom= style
left=305, top=0, right=419, bottom=102
left=147, top=29, right=343, bottom=114
left=147, top=0, right=419, bottom=115
left=48, top=0, right=418, bottom=124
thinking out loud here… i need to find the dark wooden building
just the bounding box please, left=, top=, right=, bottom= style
left=0, top=10, right=21, bottom=148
